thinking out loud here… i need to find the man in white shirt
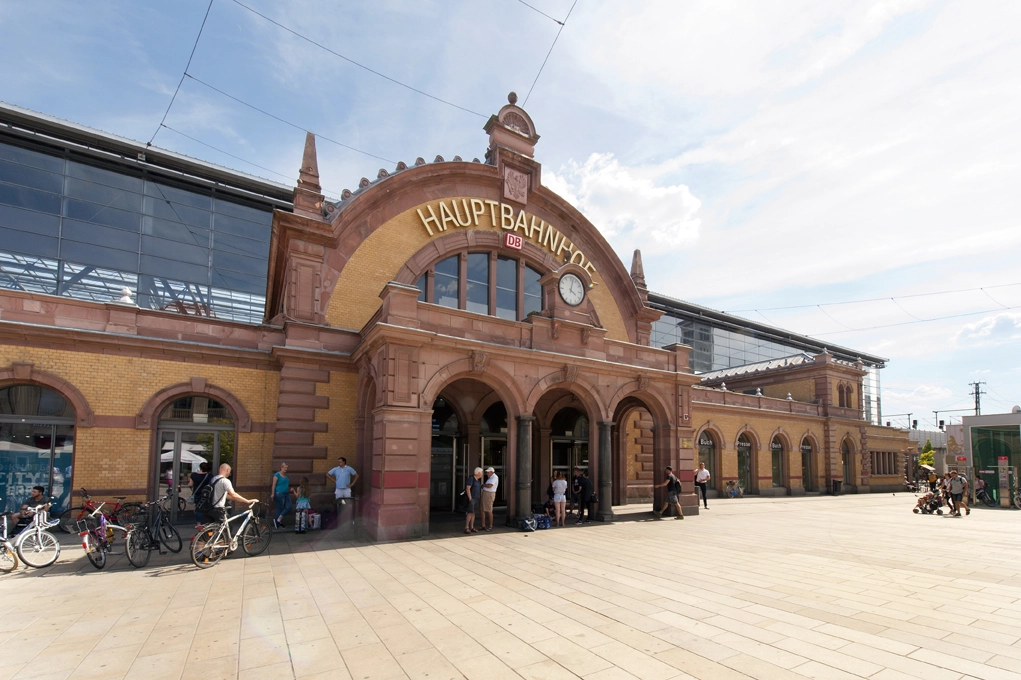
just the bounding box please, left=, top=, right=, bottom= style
left=480, top=466, right=498, bottom=532
left=208, top=463, right=255, bottom=524
left=326, top=457, right=359, bottom=504
left=694, top=462, right=711, bottom=510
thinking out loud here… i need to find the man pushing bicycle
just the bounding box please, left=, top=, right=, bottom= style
left=207, top=463, right=256, bottom=523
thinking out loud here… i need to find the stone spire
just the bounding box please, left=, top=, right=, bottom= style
left=630, top=249, right=648, bottom=301
left=293, top=132, right=325, bottom=219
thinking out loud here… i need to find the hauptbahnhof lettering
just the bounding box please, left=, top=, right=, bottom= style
left=0, top=98, right=909, bottom=537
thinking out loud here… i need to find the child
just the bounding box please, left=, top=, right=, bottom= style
left=293, top=477, right=312, bottom=534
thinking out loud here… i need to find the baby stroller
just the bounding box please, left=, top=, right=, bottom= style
left=913, top=492, right=943, bottom=514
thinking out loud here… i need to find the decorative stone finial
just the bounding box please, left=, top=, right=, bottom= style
left=720, top=382, right=727, bottom=392
left=630, top=249, right=648, bottom=300
left=786, top=393, right=793, bottom=401
left=755, top=388, right=762, bottom=396
left=508, top=91, right=518, bottom=105
left=118, top=287, right=135, bottom=305
left=293, top=132, right=325, bottom=219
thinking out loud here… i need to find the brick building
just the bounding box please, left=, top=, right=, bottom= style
left=0, top=97, right=910, bottom=539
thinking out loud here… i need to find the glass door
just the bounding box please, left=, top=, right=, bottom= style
left=737, top=441, right=752, bottom=492
left=481, top=436, right=507, bottom=506
left=430, top=434, right=456, bottom=511
left=157, top=428, right=225, bottom=523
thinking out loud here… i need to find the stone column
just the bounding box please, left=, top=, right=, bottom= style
left=597, top=421, right=615, bottom=522
left=516, top=416, right=535, bottom=524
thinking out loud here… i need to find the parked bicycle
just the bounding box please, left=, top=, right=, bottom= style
left=1, top=500, right=19, bottom=572
left=7, top=497, right=61, bottom=568
left=77, top=502, right=130, bottom=570
left=58, top=488, right=141, bottom=534
left=124, top=495, right=183, bottom=568
left=190, top=500, right=271, bottom=569
left=1014, top=487, right=1021, bottom=510
left=976, top=487, right=998, bottom=508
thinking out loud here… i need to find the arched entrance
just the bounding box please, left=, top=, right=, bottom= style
left=801, top=437, right=815, bottom=491
left=841, top=438, right=854, bottom=489
left=737, top=433, right=755, bottom=494
left=698, top=430, right=718, bottom=494
left=0, top=384, right=76, bottom=514
left=429, top=379, right=510, bottom=515
left=549, top=407, right=589, bottom=481
left=770, top=435, right=787, bottom=492
left=155, top=396, right=236, bottom=522
left=532, top=388, right=594, bottom=511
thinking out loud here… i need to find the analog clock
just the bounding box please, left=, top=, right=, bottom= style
left=558, top=273, right=585, bottom=306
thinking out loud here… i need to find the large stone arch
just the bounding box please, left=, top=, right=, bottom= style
left=0, top=362, right=94, bottom=427
left=695, top=421, right=728, bottom=452
left=421, top=359, right=526, bottom=419
left=135, top=378, right=252, bottom=432
left=525, top=369, right=607, bottom=421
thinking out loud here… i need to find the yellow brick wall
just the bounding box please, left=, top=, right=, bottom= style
left=324, top=197, right=630, bottom=342
left=625, top=411, right=642, bottom=480
left=762, top=379, right=815, bottom=403
left=1, top=345, right=279, bottom=494
left=314, top=371, right=359, bottom=475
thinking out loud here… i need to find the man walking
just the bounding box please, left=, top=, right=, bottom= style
left=653, top=466, right=684, bottom=520
left=694, top=462, right=710, bottom=509
left=575, top=471, right=594, bottom=525
left=480, top=466, right=498, bottom=531
left=949, top=470, right=969, bottom=516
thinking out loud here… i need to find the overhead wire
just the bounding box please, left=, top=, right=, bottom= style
left=149, top=0, right=215, bottom=146
left=728, top=281, right=1021, bottom=313
left=228, top=0, right=486, bottom=118
left=514, top=0, right=565, bottom=24
left=811, top=303, right=1021, bottom=336
left=524, top=0, right=578, bottom=105
left=184, top=73, right=396, bottom=163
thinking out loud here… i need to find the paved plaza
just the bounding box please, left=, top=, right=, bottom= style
left=2, top=494, right=1020, bottom=680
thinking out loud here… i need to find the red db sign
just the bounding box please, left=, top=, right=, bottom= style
left=956, top=456, right=966, bottom=461
left=504, top=233, right=523, bottom=250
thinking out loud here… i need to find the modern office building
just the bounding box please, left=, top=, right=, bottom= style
left=0, top=98, right=910, bottom=538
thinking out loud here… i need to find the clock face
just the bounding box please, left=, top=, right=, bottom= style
left=558, top=273, right=585, bottom=306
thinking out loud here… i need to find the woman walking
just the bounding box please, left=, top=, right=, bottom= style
left=272, top=462, right=292, bottom=528
left=552, top=471, right=568, bottom=526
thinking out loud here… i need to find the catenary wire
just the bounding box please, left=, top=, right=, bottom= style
left=184, top=73, right=396, bottom=163
left=890, top=297, right=925, bottom=322
left=523, top=0, right=578, bottom=106
left=810, top=304, right=1021, bottom=336
left=228, top=0, right=486, bottom=118
left=728, top=281, right=1021, bottom=313
left=514, top=0, right=564, bottom=24
left=160, top=124, right=345, bottom=197
left=148, top=0, right=215, bottom=146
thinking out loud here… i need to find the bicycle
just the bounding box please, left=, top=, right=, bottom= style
left=1013, top=488, right=1021, bottom=510
left=0, top=500, right=19, bottom=572
left=190, top=500, right=272, bottom=569
left=124, top=495, right=183, bottom=568
left=12, top=499, right=61, bottom=568
left=77, top=503, right=129, bottom=570
left=57, top=488, right=141, bottom=534
left=975, top=488, right=998, bottom=508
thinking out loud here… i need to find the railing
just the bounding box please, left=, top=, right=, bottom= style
left=691, top=387, right=863, bottom=420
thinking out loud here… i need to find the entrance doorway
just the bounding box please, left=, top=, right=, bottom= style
left=737, top=433, right=753, bottom=493
left=430, top=397, right=464, bottom=512
left=480, top=402, right=508, bottom=507
left=0, top=385, right=75, bottom=515
left=801, top=438, right=814, bottom=491
left=698, top=431, right=718, bottom=493
left=155, top=396, right=235, bottom=523
left=841, top=439, right=853, bottom=485
left=550, top=407, right=589, bottom=480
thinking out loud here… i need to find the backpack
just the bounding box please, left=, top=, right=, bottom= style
left=669, top=476, right=681, bottom=494
left=195, top=476, right=223, bottom=514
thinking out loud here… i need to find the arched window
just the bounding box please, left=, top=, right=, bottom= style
left=801, top=438, right=814, bottom=491
left=737, top=433, right=753, bottom=492
left=837, top=384, right=846, bottom=408
left=698, top=431, right=717, bottom=489
left=0, top=385, right=76, bottom=514
left=841, top=439, right=853, bottom=482
left=844, top=386, right=854, bottom=410
left=414, top=251, right=544, bottom=321
left=770, top=436, right=785, bottom=488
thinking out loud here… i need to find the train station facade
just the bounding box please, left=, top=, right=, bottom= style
left=0, top=99, right=911, bottom=539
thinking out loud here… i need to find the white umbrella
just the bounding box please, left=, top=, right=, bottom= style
left=160, top=449, right=208, bottom=469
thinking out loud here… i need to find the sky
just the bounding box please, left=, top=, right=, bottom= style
left=2, top=0, right=1020, bottom=427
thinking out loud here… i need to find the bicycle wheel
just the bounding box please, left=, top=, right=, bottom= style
left=125, top=528, right=152, bottom=568
left=57, top=506, right=87, bottom=534
left=177, top=496, right=187, bottom=513
left=83, top=532, right=107, bottom=570
left=17, top=530, right=60, bottom=568
left=115, top=503, right=143, bottom=526
left=983, top=494, right=997, bottom=508
left=158, top=519, right=182, bottom=553
left=0, top=542, right=17, bottom=572
left=191, top=525, right=227, bottom=569
left=241, top=517, right=273, bottom=556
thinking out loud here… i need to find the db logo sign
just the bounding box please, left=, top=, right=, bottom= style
left=504, top=233, right=523, bottom=250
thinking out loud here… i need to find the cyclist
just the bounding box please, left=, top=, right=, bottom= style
left=208, top=463, right=256, bottom=523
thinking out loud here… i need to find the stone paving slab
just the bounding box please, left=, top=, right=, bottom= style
left=1, top=494, right=1019, bottom=680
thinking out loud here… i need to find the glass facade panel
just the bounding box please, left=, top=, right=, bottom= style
left=414, top=274, right=426, bottom=302
left=771, top=437, right=784, bottom=487
left=698, top=432, right=717, bottom=487
left=495, top=257, right=517, bottom=320
left=466, top=253, right=489, bottom=314
left=0, top=140, right=275, bottom=323
left=434, top=255, right=459, bottom=309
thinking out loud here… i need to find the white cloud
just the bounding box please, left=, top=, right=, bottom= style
left=953, top=313, right=1021, bottom=347
left=544, top=153, right=701, bottom=256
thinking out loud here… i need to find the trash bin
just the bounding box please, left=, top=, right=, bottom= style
left=831, top=479, right=842, bottom=495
